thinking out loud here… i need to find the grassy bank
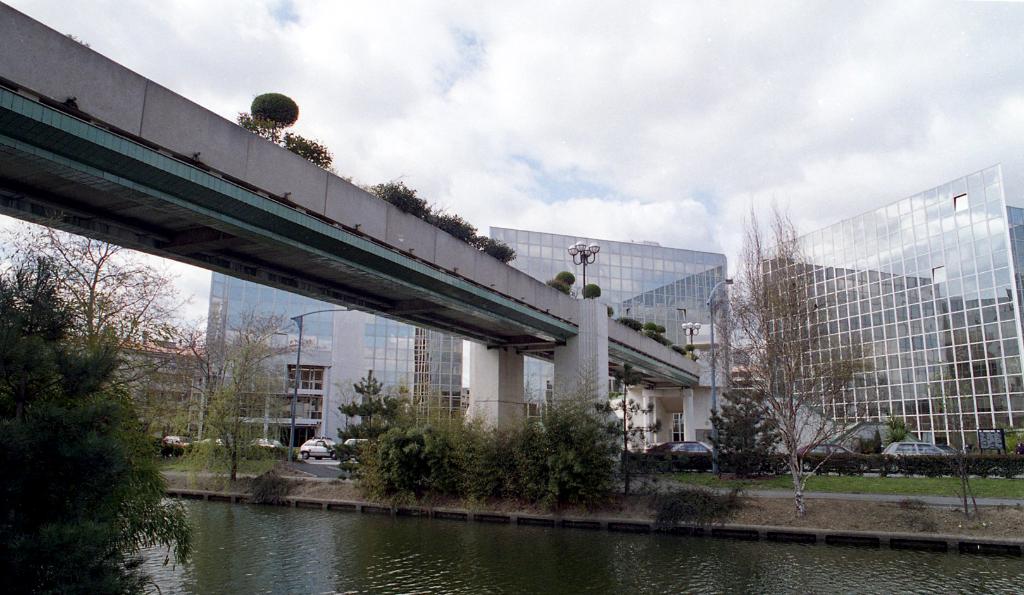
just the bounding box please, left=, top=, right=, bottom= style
left=672, top=472, right=1024, bottom=499
left=162, top=471, right=1024, bottom=539
left=160, top=457, right=278, bottom=477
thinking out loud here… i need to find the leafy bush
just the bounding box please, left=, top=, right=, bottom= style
left=632, top=448, right=1024, bottom=479
left=358, top=398, right=615, bottom=507
left=370, top=181, right=432, bottom=219
left=583, top=283, right=601, bottom=299
left=546, top=271, right=575, bottom=295
left=886, top=415, right=909, bottom=444
left=627, top=452, right=714, bottom=474
left=672, top=344, right=699, bottom=360
left=616, top=317, right=644, bottom=331
left=641, top=322, right=666, bottom=334
left=160, top=442, right=187, bottom=458
left=654, top=487, right=743, bottom=528
left=644, top=331, right=673, bottom=346
left=251, top=93, right=299, bottom=126
left=250, top=469, right=293, bottom=505
left=547, top=279, right=571, bottom=294
left=431, top=212, right=478, bottom=243
left=283, top=132, right=332, bottom=168
left=476, top=237, right=517, bottom=263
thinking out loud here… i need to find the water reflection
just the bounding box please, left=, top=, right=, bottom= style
left=144, top=501, right=1024, bottom=594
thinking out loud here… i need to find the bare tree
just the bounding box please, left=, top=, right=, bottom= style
left=5, top=226, right=184, bottom=349
left=201, top=312, right=289, bottom=481
left=728, top=206, right=861, bottom=517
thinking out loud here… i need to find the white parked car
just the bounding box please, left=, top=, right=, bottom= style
left=883, top=441, right=950, bottom=456
left=252, top=438, right=284, bottom=449
left=300, top=438, right=337, bottom=460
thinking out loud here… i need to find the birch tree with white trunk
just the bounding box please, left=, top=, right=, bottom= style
left=728, top=207, right=861, bottom=517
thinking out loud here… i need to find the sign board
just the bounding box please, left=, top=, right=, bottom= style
left=977, top=429, right=1005, bottom=453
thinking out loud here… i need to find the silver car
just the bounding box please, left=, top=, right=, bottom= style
left=882, top=441, right=950, bottom=456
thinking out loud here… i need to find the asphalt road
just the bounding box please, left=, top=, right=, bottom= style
left=286, top=459, right=343, bottom=479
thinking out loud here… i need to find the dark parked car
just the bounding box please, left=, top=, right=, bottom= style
left=646, top=441, right=712, bottom=454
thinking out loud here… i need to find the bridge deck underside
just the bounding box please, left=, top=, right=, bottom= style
left=0, top=88, right=696, bottom=387
left=0, top=90, right=575, bottom=346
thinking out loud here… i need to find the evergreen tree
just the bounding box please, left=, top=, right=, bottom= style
left=601, top=364, right=658, bottom=495
left=0, top=257, right=191, bottom=593
left=710, top=390, right=778, bottom=478
left=338, top=371, right=400, bottom=442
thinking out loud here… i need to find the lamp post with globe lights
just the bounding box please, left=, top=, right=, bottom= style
left=567, top=241, right=600, bottom=291
left=680, top=321, right=702, bottom=345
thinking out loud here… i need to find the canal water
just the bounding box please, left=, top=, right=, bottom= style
left=145, top=500, right=1023, bottom=594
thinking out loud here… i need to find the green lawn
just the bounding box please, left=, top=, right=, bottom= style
left=160, top=457, right=278, bottom=476
left=672, top=473, right=1024, bottom=500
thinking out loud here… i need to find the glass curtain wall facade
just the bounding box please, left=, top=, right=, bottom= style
left=206, top=273, right=464, bottom=440
left=489, top=227, right=726, bottom=402
left=789, top=166, right=1022, bottom=445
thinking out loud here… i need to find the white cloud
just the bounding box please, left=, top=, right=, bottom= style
left=6, top=0, right=1024, bottom=322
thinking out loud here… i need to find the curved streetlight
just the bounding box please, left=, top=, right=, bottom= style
left=288, top=307, right=351, bottom=462
left=707, top=278, right=733, bottom=474
left=568, top=241, right=600, bottom=289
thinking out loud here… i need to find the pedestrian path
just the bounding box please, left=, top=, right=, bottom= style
left=727, top=488, right=1024, bottom=508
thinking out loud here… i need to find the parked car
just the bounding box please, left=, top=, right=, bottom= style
left=300, top=438, right=337, bottom=460
left=883, top=441, right=951, bottom=456
left=343, top=438, right=369, bottom=448
left=799, top=443, right=855, bottom=457
left=161, top=435, right=189, bottom=447
left=252, top=438, right=284, bottom=449
left=646, top=441, right=712, bottom=454
left=935, top=444, right=959, bottom=455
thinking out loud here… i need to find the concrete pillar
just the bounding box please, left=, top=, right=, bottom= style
left=553, top=299, right=609, bottom=400
left=683, top=388, right=697, bottom=441
left=467, top=343, right=524, bottom=427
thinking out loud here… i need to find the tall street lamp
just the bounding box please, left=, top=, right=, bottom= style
left=288, top=307, right=351, bottom=462
left=680, top=321, right=702, bottom=344
left=567, top=241, right=600, bottom=289
left=707, top=278, right=733, bottom=474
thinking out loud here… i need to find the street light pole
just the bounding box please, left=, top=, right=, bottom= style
left=567, top=241, right=600, bottom=292
left=680, top=322, right=702, bottom=345
left=288, top=307, right=351, bottom=462
left=707, top=278, right=733, bottom=475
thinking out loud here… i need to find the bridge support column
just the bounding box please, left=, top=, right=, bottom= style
left=553, top=300, right=609, bottom=400
left=467, top=344, right=524, bottom=427
left=683, top=388, right=698, bottom=441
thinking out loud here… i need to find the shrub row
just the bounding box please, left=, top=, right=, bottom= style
left=359, top=399, right=618, bottom=507
left=629, top=452, right=1024, bottom=479
left=155, top=440, right=290, bottom=461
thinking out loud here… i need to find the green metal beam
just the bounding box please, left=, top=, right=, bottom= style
left=0, top=88, right=576, bottom=342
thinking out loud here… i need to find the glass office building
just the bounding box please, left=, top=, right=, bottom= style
left=206, top=273, right=464, bottom=441
left=489, top=227, right=727, bottom=402
left=789, top=165, right=1022, bottom=444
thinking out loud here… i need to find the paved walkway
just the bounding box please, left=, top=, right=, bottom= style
left=733, top=488, right=1024, bottom=508
left=632, top=475, right=1024, bottom=507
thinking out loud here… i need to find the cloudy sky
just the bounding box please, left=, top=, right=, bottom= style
left=5, top=0, right=1024, bottom=321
